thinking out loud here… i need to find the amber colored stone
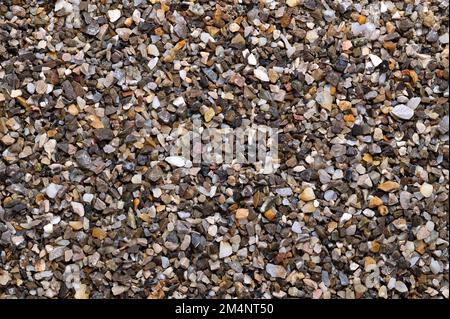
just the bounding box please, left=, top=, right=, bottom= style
left=362, top=153, right=373, bottom=164
left=69, top=221, right=83, bottom=231
left=133, top=198, right=140, bottom=210
left=344, top=114, right=355, bottom=122
left=378, top=205, right=389, bottom=216
left=264, top=209, right=276, bottom=221
left=370, top=241, right=381, bottom=253
left=368, top=196, right=383, bottom=208
left=357, top=15, right=366, bottom=24
left=378, top=181, right=400, bottom=192
left=16, top=96, right=28, bottom=108
left=383, top=41, right=396, bottom=51
left=415, top=240, right=427, bottom=255
left=92, top=227, right=107, bottom=240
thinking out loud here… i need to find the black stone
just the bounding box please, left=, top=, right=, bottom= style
left=351, top=124, right=364, bottom=136
left=334, top=55, right=349, bottom=73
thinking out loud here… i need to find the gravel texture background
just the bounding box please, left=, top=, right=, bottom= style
left=0, top=0, right=448, bottom=299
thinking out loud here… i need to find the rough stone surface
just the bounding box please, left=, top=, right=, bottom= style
left=0, top=0, right=447, bottom=301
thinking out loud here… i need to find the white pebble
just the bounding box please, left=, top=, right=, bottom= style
left=165, top=156, right=186, bottom=167
left=391, top=104, right=414, bottom=120
left=43, top=223, right=53, bottom=234
left=83, top=193, right=94, bottom=203
left=11, top=89, right=22, bottom=98
left=152, top=96, right=160, bottom=109
left=44, top=139, right=57, bottom=156
left=247, top=53, right=257, bottom=66
left=439, top=32, right=449, bottom=44
left=340, top=213, right=352, bottom=224
left=131, top=174, right=142, bottom=184
left=152, top=188, right=162, bottom=198
left=107, top=9, right=122, bottom=23
left=362, top=208, right=375, bottom=218
left=420, top=183, right=433, bottom=198
left=291, top=221, right=302, bottom=234
left=430, top=259, right=441, bottom=274
left=219, top=241, right=232, bottom=258
left=407, top=97, right=421, bottom=110
left=369, top=54, right=383, bottom=67
left=305, top=30, right=319, bottom=43
left=148, top=57, right=158, bottom=70
left=395, top=281, right=408, bottom=293
left=173, top=96, right=186, bottom=107
left=208, top=225, right=218, bottom=236
left=71, top=202, right=85, bottom=217
left=254, top=67, right=269, bottom=82
left=45, top=183, right=62, bottom=199
left=147, top=44, right=159, bottom=56
left=27, top=83, right=35, bottom=94
left=229, top=23, right=240, bottom=32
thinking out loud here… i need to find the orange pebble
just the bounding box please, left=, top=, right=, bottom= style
left=357, top=15, right=366, bottom=24
left=344, top=114, right=355, bottom=122
left=264, top=209, right=276, bottom=221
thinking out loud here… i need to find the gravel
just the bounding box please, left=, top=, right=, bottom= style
left=0, top=0, right=448, bottom=300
